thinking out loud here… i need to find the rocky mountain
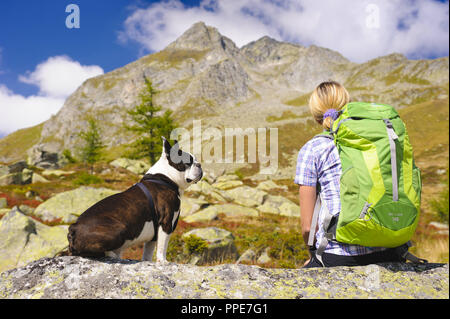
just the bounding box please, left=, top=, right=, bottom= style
left=0, top=21, right=448, bottom=178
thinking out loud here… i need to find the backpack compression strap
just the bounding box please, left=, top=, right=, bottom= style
left=310, top=193, right=336, bottom=267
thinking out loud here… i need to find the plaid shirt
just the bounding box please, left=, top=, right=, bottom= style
left=294, top=136, right=386, bottom=256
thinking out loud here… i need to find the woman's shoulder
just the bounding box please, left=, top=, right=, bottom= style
left=301, top=134, right=335, bottom=152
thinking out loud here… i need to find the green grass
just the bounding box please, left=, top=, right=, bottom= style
left=398, top=98, right=449, bottom=158
left=72, top=172, right=104, bottom=186
left=0, top=123, right=44, bottom=163
left=430, top=170, right=449, bottom=224
left=140, top=48, right=210, bottom=68
left=266, top=110, right=304, bottom=122
left=88, top=76, right=124, bottom=91
left=283, top=94, right=310, bottom=107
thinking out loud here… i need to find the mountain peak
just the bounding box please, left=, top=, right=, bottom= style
left=166, top=21, right=237, bottom=53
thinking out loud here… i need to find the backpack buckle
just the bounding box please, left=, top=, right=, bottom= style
left=359, top=202, right=373, bottom=221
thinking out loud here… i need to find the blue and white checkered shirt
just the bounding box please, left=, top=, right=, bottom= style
left=294, top=136, right=386, bottom=256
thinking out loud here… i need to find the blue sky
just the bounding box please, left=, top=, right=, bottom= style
left=0, top=1, right=186, bottom=96
left=0, top=0, right=448, bottom=135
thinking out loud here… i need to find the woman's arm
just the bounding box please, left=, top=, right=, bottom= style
left=299, top=185, right=317, bottom=245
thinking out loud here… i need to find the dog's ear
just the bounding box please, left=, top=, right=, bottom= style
left=162, top=136, right=171, bottom=155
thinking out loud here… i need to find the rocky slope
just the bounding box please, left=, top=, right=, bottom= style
left=0, top=256, right=447, bottom=299
left=0, top=22, right=448, bottom=178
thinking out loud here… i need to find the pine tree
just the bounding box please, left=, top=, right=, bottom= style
left=79, top=117, right=104, bottom=171
left=126, top=78, right=177, bottom=164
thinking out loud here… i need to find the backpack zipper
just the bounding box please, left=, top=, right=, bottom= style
left=383, top=119, right=399, bottom=202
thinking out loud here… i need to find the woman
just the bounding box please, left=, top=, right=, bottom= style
left=295, top=81, right=406, bottom=267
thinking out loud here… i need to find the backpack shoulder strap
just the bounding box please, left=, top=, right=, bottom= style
left=313, top=131, right=334, bottom=140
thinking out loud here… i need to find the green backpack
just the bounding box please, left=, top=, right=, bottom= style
left=309, top=101, right=425, bottom=264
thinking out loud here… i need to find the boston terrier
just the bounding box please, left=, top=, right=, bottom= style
left=68, top=137, right=203, bottom=262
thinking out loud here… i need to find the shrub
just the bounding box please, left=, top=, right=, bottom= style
left=183, top=234, right=208, bottom=255
left=63, top=149, right=77, bottom=164
left=72, top=172, right=103, bottom=186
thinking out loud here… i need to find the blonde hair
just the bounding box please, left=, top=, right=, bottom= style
left=309, top=81, right=350, bottom=130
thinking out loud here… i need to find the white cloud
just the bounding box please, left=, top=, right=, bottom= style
left=0, top=85, right=64, bottom=134
left=119, top=0, right=449, bottom=62
left=19, top=55, right=103, bottom=99
left=0, top=55, right=103, bottom=135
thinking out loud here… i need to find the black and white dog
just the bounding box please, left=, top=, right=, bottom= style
left=68, top=137, right=203, bottom=262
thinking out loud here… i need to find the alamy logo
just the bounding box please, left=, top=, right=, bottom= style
left=65, top=4, right=80, bottom=29
left=169, top=120, right=278, bottom=175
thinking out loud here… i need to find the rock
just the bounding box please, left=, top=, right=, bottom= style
left=179, top=196, right=209, bottom=217
left=183, top=206, right=219, bottom=223
left=256, top=247, right=272, bottom=264
left=224, top=186, right=267, bottom=207
left=214, top=203, right=259, bottom=217
left=0, top=208, right=10, bottom=216
left=25, top=190, right=37, bottom=198
left=21, top=168, right=33, bottom=184
left=212, top=180, right=243, bottom=190
left=279, top=202, right=301, bottom=217
left=256, top=180, right=288, bottom=191
left=257, top=195, right=300, bottom=217
left=110, top=158, right=150, bottom=175
left=428, top=222, right=449, bottom=236
left=0, top=257, right=448, bottom=298
left=0, top=161, right=33, bottom=185
left=236, top=248, right=257, bottom=264
left=18, top=205, right=35, bottom=216
left=27, top=145, right=67, bottom=169
left=0, top=164, right=8, bottom=177
left=41, top=169, right=75, bottom=177
left=201, top=168, right=225, bottom=184
left=182, top=227, right=239, bottom=264
left=0, top=172, right=23, bottom=186
left=188, top=180, right=234, bottom=203
left=215, top=174, right=240, bottom=183
left=32, top=173, right=49, bottom=183
left=7, top=161, right=28, bottom=173
left=33, top=186, right=119, bottom=224
left=0, top=209, right=69, bottom=273
left=428, top=222, right=449, bottom=230
left=188, top=180, right=216, bottom=195
left=0, top=197, right=7, bottom=209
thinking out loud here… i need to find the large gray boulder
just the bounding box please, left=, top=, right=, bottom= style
left=179, top=196, right=209, bottom=217
left=0, top=256, right=447, bottom=298
left=257, top=195, right=300, bottom=217
left=0, top=209, right=68, bottom=274
left=183, top=204, right=259, bottom=223
left=33, top=186, right=119, bottom=224
left=27, top=145, right=68, bottom=169
left=224, top=186, right=268, bottom=207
